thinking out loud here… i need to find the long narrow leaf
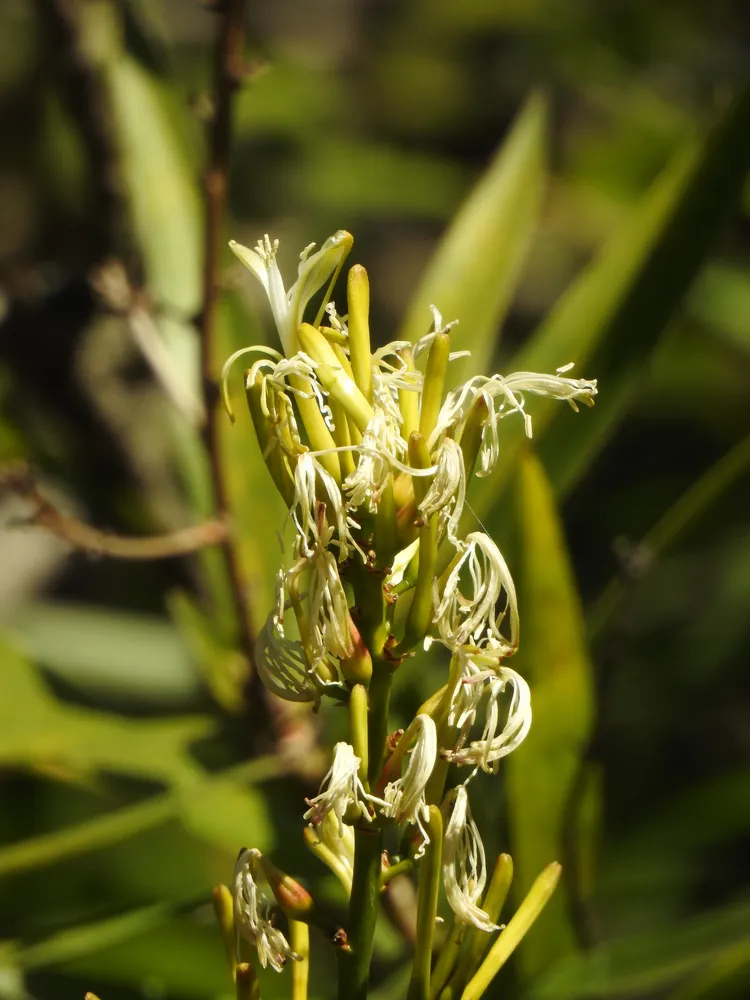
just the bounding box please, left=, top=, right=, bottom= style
left=399, top=93, right=547, bottom=382
left=505, top=451, right=595, bottom=980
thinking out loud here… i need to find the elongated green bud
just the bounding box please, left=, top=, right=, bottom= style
left=246, top=374, right=296, bottom=507
left=297, top=323, right=373, bottom=433
left=447, top=854, right=513, bottom=995
left=288, top=371, right=341, bottom=481
left=212, top=884, right=237, bottom=978
left=428, top=919, right=467, bottom=1000
left=462, top=863, right=562, bottom=1000
left=401, top=432, right=437, bottom=651
left=419, top=332, right=450, bottom=441
left=407, top=805, right=443, bottom=1000
left=349, top=683, right=370, bottom=781
left=457, top=394, right=490, bottom=480
left=398, top=346, right=420, bottom=442
left=347, top=265, right=373, bottom=403
left=332, top=343, right=362, bottom=447
left=289, top=920, right=310, bottom=1000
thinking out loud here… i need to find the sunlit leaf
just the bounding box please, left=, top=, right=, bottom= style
left=0, top=637, right=211, bottom=788
left=398, top=92, right=547, bottom=382
left=505, top=450, right=595, bottom=980
left=8, top=602, right=200, bottom=707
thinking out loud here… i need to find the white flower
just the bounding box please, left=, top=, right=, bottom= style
left=382, top=715, right=438, bottom=859
left=418, top=438, right=466, bottom=548
left=233, top=848, right=300, bottom=972
left=344, top=404, right=406, bottom=512
left=431, top=367, right=597, bottom=475
left=291, top=453, right=362, bottom=561
left=296, top=545, right=354, bottom=667
left=441, top=785, right=498, bottom=932
left=433, top=532, right=519, bottom=655
left=444, top=654, right=532, bottom=772
left=303, top=742, right=379, bottom=835
left=230, top=231, right=352, bottom=356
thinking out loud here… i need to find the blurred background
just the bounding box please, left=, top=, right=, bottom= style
left=0, top=1, right=749, bottom=999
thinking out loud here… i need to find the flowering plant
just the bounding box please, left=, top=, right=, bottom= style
left=213, top=231, right=597, bottom=1000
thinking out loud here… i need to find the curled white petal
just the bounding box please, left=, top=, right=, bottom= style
left=230, top=231, right=351, bottom=355
left=304, top=742, right=380, bottom=836
left=445, top=657, right=532, bottom=771
left=433, top=532, right=519, bottom=654
left=291, top=453, right=363, bottom=561
left=441, top=785, right=498, bottom=932
left=419, top=438, right=466, bottom=548
left=233, top=848, right=300, bottom=972
left=430, top=368, right=597, bottom=475
left=382, top=715, right=438, bottom=859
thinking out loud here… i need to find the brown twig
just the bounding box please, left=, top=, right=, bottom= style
left=198, top=0, right=256, bottom=659
left=1, top=464, right=227, bottom=559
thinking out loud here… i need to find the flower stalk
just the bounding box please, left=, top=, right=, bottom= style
left=217, top=229, right=597, bottom=999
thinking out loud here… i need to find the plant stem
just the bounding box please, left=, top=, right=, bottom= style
left=338, top=826, right=384, bottom=1000
left=200, top=0, right=255, bottom=658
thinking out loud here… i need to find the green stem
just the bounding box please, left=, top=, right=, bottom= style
left=337, top=826, right=384, bottom=1000
left=407, top=807, right=444, bottom=1000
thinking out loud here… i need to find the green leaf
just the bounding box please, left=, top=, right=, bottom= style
left=531, top=899, right=750, bottom=999
left=0, top=756, right=280, bottom=880
left=214, top=292, right=289, bottom=631
left=471, top=83, right=750, bottom=526
left=505, top=450, right=595, bottom=980
left=531, top=83, right=750, bottom=496
left=168, top=589, right=247, bottom=714
left=0, top=636, right=211, bottom=788
left=589, top=432, right=750, bottom=642
left=398, top=93, right=547, bottom=382
left=7, top=602, right=200, bottom=707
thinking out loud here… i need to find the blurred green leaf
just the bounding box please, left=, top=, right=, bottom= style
left=471, top=83, right=750, bottom=528
left=7, top=602, right=200, bottom=708
left=30, top=917, right=228, bottom=999
left=18, top=901, right=175, bottom=971
left=0, top=636, right=211, bottom=788
left=168, top=589, right=246, bottom=714
left=589, top=432, right=750, bottom=641
left=0, top=756, right=280, bottom=879
left=534, top=83, right=750, bottom=495
left=398, top=92, right=547, bottom=381
left=297, top=138, right=468, bottom=218
left=531, top=899, right=750, bottom=999
left=180, top=777, right=272, bottom=856
left=214, top=293, right=288, bottom=632
left=505, top=450, right=595, bottom=980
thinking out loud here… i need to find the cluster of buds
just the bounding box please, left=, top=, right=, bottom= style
left=217, top=231, right=597, bottom=994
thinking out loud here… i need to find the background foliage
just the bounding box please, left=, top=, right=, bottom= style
left=0, top=1, right=748, bottom=999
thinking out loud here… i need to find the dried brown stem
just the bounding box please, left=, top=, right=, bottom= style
left=199, top=0, right=256, bottom=659
left=1, top=463, right=227, bottom=559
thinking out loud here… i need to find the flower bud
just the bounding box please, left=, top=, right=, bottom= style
left=257, top=855, right=315, bottom=921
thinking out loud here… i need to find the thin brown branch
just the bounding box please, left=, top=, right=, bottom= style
left=198, top=0, right=256, bottom=658
left=1, top=464, right=227, bottom=559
